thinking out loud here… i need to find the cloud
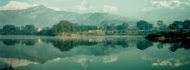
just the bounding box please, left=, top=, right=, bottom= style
left=73, top=0, right=92, bottom=12
left=72, top=0, right=119, bottom=14
left=0, top=0, right=33, bottom=10
left=142, top=0, right=190, bottom=12
left=0, top=57, right=39, bottom=68
left=103, top=55, right=118, bottom=63
left=151, top=0, right=182, bottom=9
left=103, top=5, right=118, bottom=13
left=152, top=58, right=190, bottom=67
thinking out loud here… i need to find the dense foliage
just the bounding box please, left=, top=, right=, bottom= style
left=136, top=20, right=153, bottom=30
left=169, top=20, right=190, bottom=30
left=1, top=20, right=190, bottom=36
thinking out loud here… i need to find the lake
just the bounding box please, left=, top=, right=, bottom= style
left=0, top=35, right=189, bottom=70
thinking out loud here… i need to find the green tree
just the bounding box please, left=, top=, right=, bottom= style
left=157, top=20, right=168, bottom=30
left=136, top=20, right=153, bottom=30
left=116, top=23, right=128, bottom=32
left=51, top=20, right=74, bottom=35
left=37, top=27, right=54, bottom=36
left=100, top=21, right=116, bottom=31
left=183, top=20, right=190, bottom=29
left=79, top=25, right=98, bottom=31
left=137, top=40, right=153, bottom=50
left=3, top=25, right=20, bottom=35
left=168, top=21, right=183, bottom=30
left=22, top=25, right=37, bottom=35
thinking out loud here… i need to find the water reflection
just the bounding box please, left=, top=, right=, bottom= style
left=0, top=36, right=190, bottom=70
left=0, top=38, right=130, bottom=52
left=0, top=39, right=36, bottom=46
left=103, top=38, right=128, bottom=48
left=136, top=40, right=153, bottom=50
left=146, top=38, right=190, bottom=52
left=49, top=39, right=99, bottom=52
left=1, top=37, right=190, bottom=53
left=2, top=39, right=19, bottom=46
left=152, top=57, right=190, bottom=68
left=169, top=42, right=190, bottom=52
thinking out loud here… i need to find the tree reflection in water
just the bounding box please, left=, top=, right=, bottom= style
left=0, top=65, right=14, bottom=70
left=136, top=40, right=153, bottom=50
left=0, top=37, right=190, bottom=52
left=103, top=38, right=128, bottom=48
left=48, top=38, right=129, bottom=52
left=2, top=39, right=19, bottom=46
left=0, top=39, right=36, bottom=46
left=22, top=40, right=36, bottom=46
left=146, top=37, right=190, bottom=52
left=0, top=38, right=129, bottom=52
left=169, top=42, right=190, bottom=52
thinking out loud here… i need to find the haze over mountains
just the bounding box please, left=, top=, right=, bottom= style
left=0, top=5, right=135, bottom=28
left=0, top=0, right=190, bottom=28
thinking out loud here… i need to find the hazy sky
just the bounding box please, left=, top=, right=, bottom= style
left=0, top=0, right=190, bottom=21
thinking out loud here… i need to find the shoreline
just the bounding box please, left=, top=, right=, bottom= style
left=0, top=35, right=146, bottom=40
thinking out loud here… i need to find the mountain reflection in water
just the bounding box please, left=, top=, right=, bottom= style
left=0, top=36, right=189, bottom=70
left=1, top=37, right=189, bottom=52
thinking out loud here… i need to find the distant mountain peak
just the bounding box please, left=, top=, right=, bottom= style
left=27, top=5, right=53, bottom=11
left=0, top=5, right=136, bottom=28
left=32, top=5, right=46, bottom=8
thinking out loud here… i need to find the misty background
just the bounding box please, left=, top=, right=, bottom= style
left=0, top=0, right=190, bottom=27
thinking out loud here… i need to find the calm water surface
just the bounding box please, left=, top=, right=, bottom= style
left=0, top=35, right=189, bottom=70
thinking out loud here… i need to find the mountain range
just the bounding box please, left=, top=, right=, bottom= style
left=0, top=5, right=136, bottom=28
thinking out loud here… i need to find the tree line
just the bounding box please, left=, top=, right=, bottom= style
left=0, top=20, right=128, bottom=36
left=0, top=25, right=37, bottom=35
left=0, top=20, right=100, bottom=36
left=2, top=37, right=188, bottom=52
left=169, top=20, right=190, bottom=31
left=0, top=20, right=190, bottom=36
